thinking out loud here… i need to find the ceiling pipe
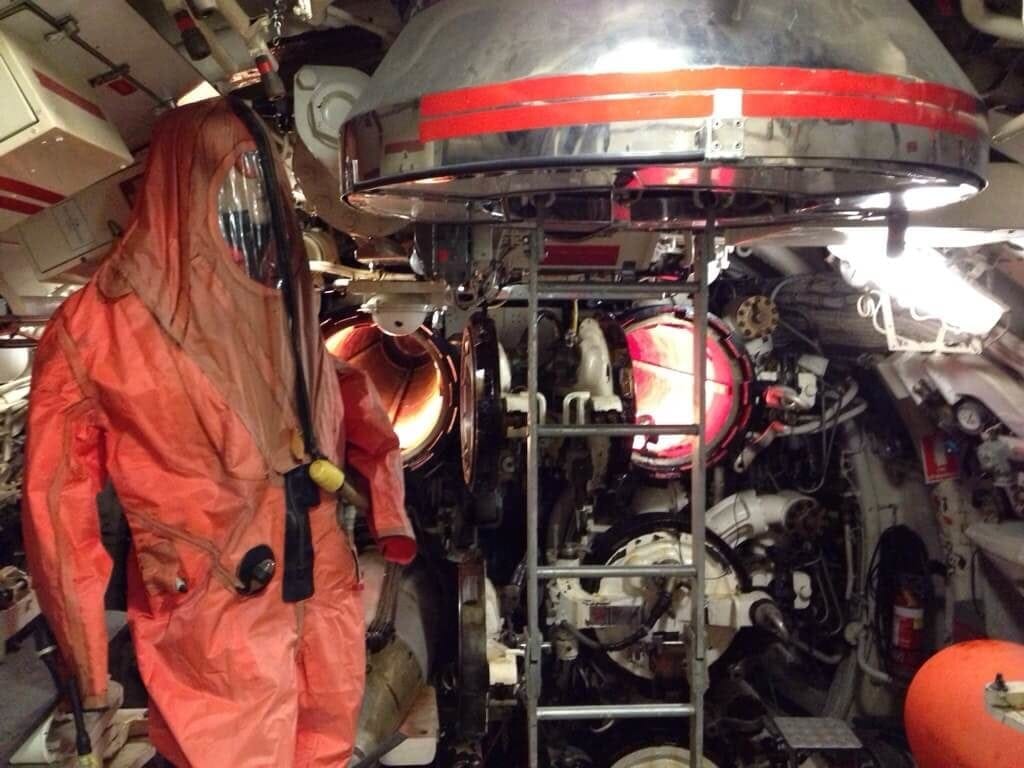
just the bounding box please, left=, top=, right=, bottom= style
left=961, top=0, right=1024, bottom=42
left=734, top=245, right=815, bottom=276
left=993, top=111, right=1024, bottom=145
left=748, top=245, right=815, bottom=276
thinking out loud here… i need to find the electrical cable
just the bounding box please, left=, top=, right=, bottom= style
left=778, top=316, right=823, bottom=353
left=797, top=385, right=846, bottom=494
left=769, top=274, right=808, bottom=304
left=970, top=547, right=986, bottom=622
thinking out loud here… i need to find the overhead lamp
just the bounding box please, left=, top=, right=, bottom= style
left=177, top=80, right=219, bottom=106
left=831, top=245, right=1007, bottom=337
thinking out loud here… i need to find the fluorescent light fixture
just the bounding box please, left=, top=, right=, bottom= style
left=177, top=80, right=220, bottom=106
left=831, top=245, right=1006, bottom=336
left=595, top=39, right=681, bottom=73
left=853, top=184, right=978, bottom=213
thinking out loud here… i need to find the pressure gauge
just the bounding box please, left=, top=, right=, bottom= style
left=954, top=398, right=988, bottom=436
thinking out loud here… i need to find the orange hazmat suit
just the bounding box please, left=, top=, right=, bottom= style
left=21, top=98, right=415, bottom=767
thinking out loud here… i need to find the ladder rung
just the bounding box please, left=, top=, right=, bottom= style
left=534, top=282, right=698, bottom=301
left=537, top=703, right=695, bottom=721
left=538, top=563, right=697, bottom=580
left=536, top=423, right=699, bottom=438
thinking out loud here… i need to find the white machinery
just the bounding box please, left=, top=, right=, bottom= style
left=0, top=29, right=131, bottom=232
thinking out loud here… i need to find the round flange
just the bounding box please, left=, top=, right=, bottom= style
left=729, top=295, right=780, bottom=341
left=622, top=307, right=753, bottom=479
left=323, top=313, right=457, bottom=470
left=595, top=313, right=636, bottom=481
left=459, top=313, right=502, bottom=492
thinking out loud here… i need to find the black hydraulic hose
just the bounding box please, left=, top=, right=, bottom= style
left=601, top=588, right=674, bottom=652
left=559, top=587, right=673, bottom=653
left=67, top=678, right=94, bottom=762
left=33, top=621, right=63, bottom=692
left=229, top=98, right=320, bottom=459
left=230, top=99, right=321, bottom=604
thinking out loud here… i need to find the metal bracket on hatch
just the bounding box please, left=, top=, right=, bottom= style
left=705, top=112, right=747, bottom=161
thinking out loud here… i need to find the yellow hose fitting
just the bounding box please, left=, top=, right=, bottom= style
left=309, top=459, right=346, bottom=494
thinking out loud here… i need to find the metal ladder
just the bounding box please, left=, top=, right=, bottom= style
left=523, top=216, right=716, bottom=767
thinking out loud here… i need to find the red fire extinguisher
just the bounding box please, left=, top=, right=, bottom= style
left=891, top=575, right=927, bottom=678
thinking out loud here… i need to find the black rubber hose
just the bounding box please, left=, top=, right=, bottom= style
left=33, top=622, right=62, bottom=693
left=34, top=621, right=94, bottom=759
left=559, top=586, right=674, bottom=653
left=561, top=540, right=751, bottom=652
left=228, top=98, right=319, bottom=459
left=583, top=513, right=752, bottom=593
left=563, top=515, right=753, bottom=652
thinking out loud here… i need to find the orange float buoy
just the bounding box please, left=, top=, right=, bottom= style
left=906, top=640, right=1024, bottom=768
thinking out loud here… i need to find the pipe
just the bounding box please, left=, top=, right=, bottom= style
left=993, top=112, right=1024, bottom=144
left=537, top=703, right=694, bottom=721
left=734, top=388, right=867, bottom=472
left=184, top=1, right=283, bottom=98
left=0, top=315, right=51, bottom=326
left=188, top=11, right=241, bottom=76
left=688, top=218, right=713, bottom=762
left=525, top=217, right=543, bottom=768
left=987, top=331, right=1024, bottom=380
left=352, top=557, right=438, bottom=765
left=961, top=0, right=1024, bottom=41
left=791, top=637, right=845, bottom=665
left=545, top=487, right=574, bottom=564
left=857, top=626, right=895, bottom=685
left=844, top=522, right=856, bottom=602
left=778, top=382, right=861, bottom=437
left=705, top=491, right=814, bottom=548
left=787, top=400, right=867, bottom=437
left=18, top=297, right=64, bottom=317
left=0, top=339, right=39, bottom=349
left=751, top=246, right=814, bottom=276
left=208, top=0, right=253, bottom=39
left=843, top=422, right=898, bottom=688
left=823, top=655, right=860, bottom=719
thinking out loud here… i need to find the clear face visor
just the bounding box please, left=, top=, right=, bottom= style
left=217, top=150, right=280, bottom=288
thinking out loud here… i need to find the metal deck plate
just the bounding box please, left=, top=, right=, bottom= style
left=774, top=718, right=863, bottom=751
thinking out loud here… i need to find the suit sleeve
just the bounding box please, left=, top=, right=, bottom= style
left=21, top=321, right=111, bottom=707
left=335, top=360, right=417, bottom=563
